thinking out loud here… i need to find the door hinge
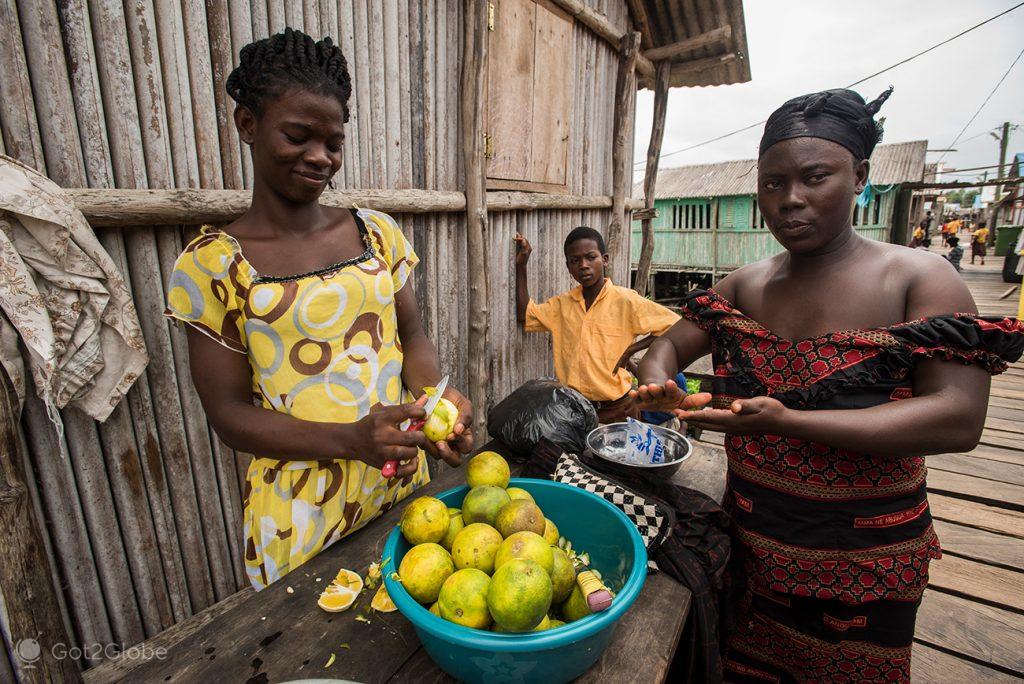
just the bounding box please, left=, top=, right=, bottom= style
left=488, top=2, right=495, bottom=30
left=483, top=133, right=494, bottom=159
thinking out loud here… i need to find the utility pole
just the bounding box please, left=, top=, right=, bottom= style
left=997, top=122, right=1011, bottom=178
left=991, top=121, right=1011, bottom=228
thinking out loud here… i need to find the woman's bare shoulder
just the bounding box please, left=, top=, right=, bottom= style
left=875, top=242, right=978, bottom=316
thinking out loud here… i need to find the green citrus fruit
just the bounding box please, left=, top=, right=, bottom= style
left=550, top=547, right=575, bottom=603
left=492, top=614, right=551, bottom=632
left=438, top=568, right=492, bottom=630
left=548, top=618, right=566, bottom=629
left=494, top=499, right=546, bottom=538
left=429, top=601, right=441, bottom=616
left=487, top=559, right=553, bottom=632
left=466, top=451, right=511, bottom=488
left=440, top=508, right=464, bottom=551
left=451, top=523, right=503, bottom=574
left=462, top=485, right=511, bottom=525
left=400, top=497, right=450, bottom=545
left=560, top=584, right=592, bottom=623
left=494, top=531, right=553, bottom=575
left=398, top=543, right=454, bottom=604
left=542, top=518, right=560, bottom=546
left=505, top=487, right=535, bottom=503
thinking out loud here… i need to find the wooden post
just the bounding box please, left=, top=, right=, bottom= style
left=635, top=61, right=670, bottom=297
left=0, top=371, right=82, bottom=683
left=607, top=31, right=641, bottom=285
left=891, top=186, right=914, bottom=246
left=546, top=0, right=653, bottom=81
left=711, top=198, right=720, bottom=282
left=461, top=0, right=489, bottom=441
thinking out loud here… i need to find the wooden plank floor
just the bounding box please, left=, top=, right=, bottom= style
left=690, top=248, right=1024, bottom=682
left=913, top=249, right=1024, bottom=682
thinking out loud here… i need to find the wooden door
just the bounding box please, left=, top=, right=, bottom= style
left=485, top=0, right=574, bottom=193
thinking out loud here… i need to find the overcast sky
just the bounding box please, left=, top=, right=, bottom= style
left=633, top=0, right=1024, bottom=185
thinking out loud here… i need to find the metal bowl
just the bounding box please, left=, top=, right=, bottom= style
left=585, top=422, right=693, bottom=477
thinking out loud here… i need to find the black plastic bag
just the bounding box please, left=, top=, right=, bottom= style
left=487, top=379, right=598, bottom=458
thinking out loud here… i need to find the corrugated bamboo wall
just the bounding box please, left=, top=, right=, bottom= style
left=0, top=0, right=633, bottom=670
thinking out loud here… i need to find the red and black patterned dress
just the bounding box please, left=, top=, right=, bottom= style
left=680, top=289, right=1024, bottom=683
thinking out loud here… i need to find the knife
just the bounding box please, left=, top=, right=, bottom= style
left=382, top=374, right=450, bottom=479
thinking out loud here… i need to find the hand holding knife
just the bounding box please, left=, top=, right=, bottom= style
left=382, top=375, right=450, bottom=479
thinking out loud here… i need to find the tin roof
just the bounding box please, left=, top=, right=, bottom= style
left=639, top=140, right=929, bottom=199
left=631, top=0, right=752, bottom=89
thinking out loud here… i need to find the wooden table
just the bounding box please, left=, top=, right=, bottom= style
left=84, top=442, right=726, bottom=683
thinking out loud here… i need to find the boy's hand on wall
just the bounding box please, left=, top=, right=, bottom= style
left=513, top=233, right=532, bottom=266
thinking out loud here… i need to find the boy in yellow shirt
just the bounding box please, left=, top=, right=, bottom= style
left=513, top=227, right=679, bottom=423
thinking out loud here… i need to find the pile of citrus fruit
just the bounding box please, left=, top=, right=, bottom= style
left=393, top=451, right=598, bottom=633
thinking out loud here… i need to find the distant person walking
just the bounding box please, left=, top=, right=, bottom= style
left=971, top=220, right=989, bottom=265
left=945, top=217, right=961, bottom=246
left=922, top=210, right=934, bottom=237
left=944, top=236, right=964, bottom=271
left=909, top=223, right=925, bottom=248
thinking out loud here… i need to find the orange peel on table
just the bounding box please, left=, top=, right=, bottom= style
left=370, top=584, right=398, bottom=613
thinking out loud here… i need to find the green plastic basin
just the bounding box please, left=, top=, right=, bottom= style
left=382, top=477, right=647, bottom=683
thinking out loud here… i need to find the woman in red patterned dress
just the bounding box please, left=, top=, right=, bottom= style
left=634, top=88, right=1024, bottom=683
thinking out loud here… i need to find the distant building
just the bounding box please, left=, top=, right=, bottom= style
left=631, top=140, right=928, bottom=282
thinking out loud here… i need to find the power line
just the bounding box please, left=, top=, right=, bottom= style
left=941, top=159, right=1020, bottom=174
left=845, top=1, right=1024, bottom=87
left=636, top=1, right=1024, bottom=167
left=955, top=125, right=1005, bottom=145
left=935, top=46, right=1024, bottom=164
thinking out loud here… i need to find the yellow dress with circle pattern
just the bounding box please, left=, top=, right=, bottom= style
left=164, top=208, right=429, bottom=590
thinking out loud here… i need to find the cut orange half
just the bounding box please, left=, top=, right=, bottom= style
left=371, top=584, right=397, bottom=613
left=318, top=588, right=358, bottom=613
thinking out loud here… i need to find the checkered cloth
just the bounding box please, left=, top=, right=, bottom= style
left=553, top=453, right=669, bottom=569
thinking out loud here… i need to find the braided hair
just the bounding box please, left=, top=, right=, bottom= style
left=226, top=27, right=352, bottom=121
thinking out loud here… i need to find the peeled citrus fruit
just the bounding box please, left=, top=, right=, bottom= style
left=462, top=485, right=511, bottom=525
left=451, top=523, right=503, bottom=574
left=371, top=583, right=397, bottom=613
left=466, top=451, right=511, bottom=488
left=398, top=543, right=454, bottom=604
left=543, top=518, right=560, bottom=546
left=424, top=396, right=459, bottom=442
left=505, top=486, right=534, bottom=502
left=400, top=496, right=450, bottom=545
left=550, top=547, right=575, bottom=603
left=440, top=508, right=464, bottom=551
left=487, top=559, right=552, bottom=632
left=494, top=531, right=553, bottom=575
left=495, top=499, right=546, bottom=538
left=438, top=568, right=492, bottom=629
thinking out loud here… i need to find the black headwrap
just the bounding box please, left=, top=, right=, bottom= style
left=758, top=87, right=893, bottom=160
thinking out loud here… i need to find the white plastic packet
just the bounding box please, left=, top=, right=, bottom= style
left=625, top=417, right=666, bottom=464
